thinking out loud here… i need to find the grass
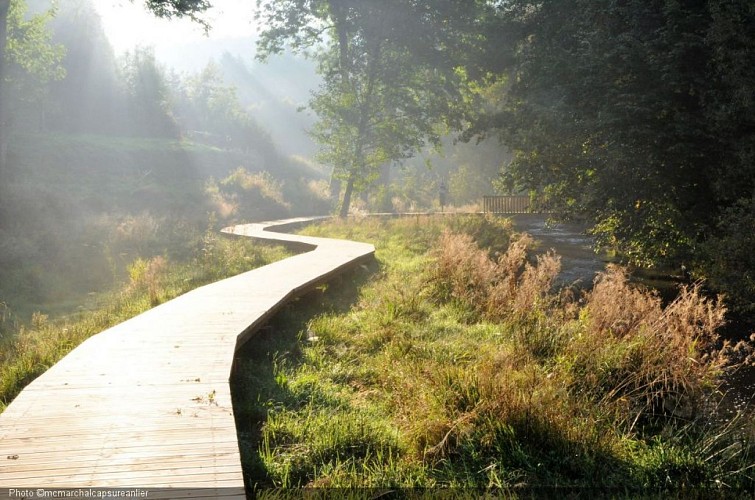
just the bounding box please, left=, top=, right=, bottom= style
left=233, top=215, right=755, bottom=494
left=0, top=230, right=292, bottom=411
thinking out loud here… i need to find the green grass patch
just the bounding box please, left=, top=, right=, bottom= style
left=233, top=215, right=755, bottom=494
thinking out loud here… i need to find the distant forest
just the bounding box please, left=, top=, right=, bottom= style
left=7, top=0, right=310, bottom=156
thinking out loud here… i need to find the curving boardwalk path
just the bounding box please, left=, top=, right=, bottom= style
left=0, top=218, right=374, bottom=497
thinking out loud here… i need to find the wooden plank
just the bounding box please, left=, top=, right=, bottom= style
left=0, top=217, right=375, bottom=490
left=2, top=453, right=241, bottom=474
left=10, top=465, right=243, bottom=482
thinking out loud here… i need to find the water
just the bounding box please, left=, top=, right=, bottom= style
left=721, top=366, right=755, bottom=417
left=509, top=214, right=607, bottom=288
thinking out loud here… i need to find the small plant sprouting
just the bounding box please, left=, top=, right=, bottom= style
left=191, top=389, right=218, bottom=406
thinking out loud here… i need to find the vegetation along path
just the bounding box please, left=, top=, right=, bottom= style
left=0, top=217, right=374, bottom=495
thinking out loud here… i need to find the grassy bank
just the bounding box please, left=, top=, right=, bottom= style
left=233, top=215, right=754, bottom=494
left=0, top=231, right=291, bottom=411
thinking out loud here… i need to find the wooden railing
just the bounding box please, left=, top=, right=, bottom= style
left=483, top=195, right=531, bottom=214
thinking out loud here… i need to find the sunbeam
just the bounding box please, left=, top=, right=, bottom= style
left=95, top=0, right=259, bottom=55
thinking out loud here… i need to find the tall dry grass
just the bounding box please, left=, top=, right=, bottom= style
left=243, top=217, right=753, bottom=490
left=571, top=266, right=730, bottom=428
left=431, top=230, right=739, bottom=430
left=432, top=230, right=561, bottom=323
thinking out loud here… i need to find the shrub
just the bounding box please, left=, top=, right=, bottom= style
left=128, top=256, right=167, bottom=305
left=699, top=196, right=755, bottom=329
left=432, top=230, right=498, bottom=314
left=208, top=167, right=293, bottom=222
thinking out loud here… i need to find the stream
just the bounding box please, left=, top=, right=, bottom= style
left=509, top=214, right=607, bottom=288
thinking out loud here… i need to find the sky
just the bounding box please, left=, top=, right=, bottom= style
left=94, top=0, right=260, bottom=55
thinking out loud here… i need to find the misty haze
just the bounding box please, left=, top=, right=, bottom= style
left=0, top=0, right=753, bottom=495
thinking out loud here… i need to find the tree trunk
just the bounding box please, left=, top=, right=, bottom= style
left=329, top=0, right=351, bottom=88
left=330, top=1, right=357, bottom=218
left=339, top=171, right=355, bottom=218
left=328, top=171, right=341, bottom=200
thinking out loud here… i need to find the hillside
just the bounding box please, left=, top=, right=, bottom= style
left=0, top=133, right=330, bottom=319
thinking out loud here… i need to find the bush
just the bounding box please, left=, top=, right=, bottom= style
left=208, top=167, right=333, bottom=223
left=699, top=197, right=755, bottom=330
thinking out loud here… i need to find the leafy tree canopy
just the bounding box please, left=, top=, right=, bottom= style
left=256, top=0, right=490, bottom=215
left=471, top=0, right=754, bottom=270
left=6, top=0, right=65, bottom=84
left=455, top=0, right=755, bottom=325
left=144, top=0, right=211, bottom=27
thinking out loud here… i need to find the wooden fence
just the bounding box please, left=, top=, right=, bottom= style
left=482, top=195, right=531, bottom=214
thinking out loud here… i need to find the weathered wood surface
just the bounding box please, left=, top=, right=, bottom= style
left=0, top=217, right=374, bottom=493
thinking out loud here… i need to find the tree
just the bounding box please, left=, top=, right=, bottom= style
left=118, top=46, right=178, bottom=138
left=468, top=0, right=755, bottom=324
left=473, top=1, right=753, bottom=264
left=172, top=61, right=275, bottom=157
left=309, top=4, right=449, bottom=216
left=256, top=0, right=485, bottom=216
left=45, top=0, right=122, bottom=135
left=0, top=0, right=64, bottom=180
left=0, top=0, right=210, bottom=177
left=0, top=0, right=9, bottom=167
left=144, top=0, right=211, bottom=25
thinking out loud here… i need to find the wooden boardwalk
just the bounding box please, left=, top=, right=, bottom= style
left=0, top=217, right=374, bottom=496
